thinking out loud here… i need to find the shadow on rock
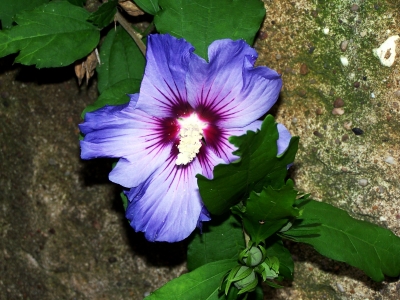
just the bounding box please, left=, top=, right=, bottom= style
left=112, top=188, right=188, bottom=268
left=285, top=241, right=386, bottom=291
left=79, top=157, right=116, bottom=186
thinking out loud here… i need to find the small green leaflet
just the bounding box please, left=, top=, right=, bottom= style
left=264, top=237, right=294, bottom=280
left=87, top=0, right=118, bottom=29
left=223, top=285, right=264, bottom=300
left=0, top=1, right=99, bottom=68
left=120, top=191, right=128, bottom=210
left=146, top=259, right=238, bottom=300
left=197, top=115, right=299, bottom=215
left=187, top=214, right=245, bottom=271
left=154, top=0, right=265, bottom=59
left=96, top=26, right=145, bottom=94
left=235, top=180, right=299, bottom=245
left=134, top=0, right=160, bottom=15
left=0, top=0, right=49, bottom=29
left=282, top=199, right=400, bottom=281
left=81, top=78, right=141, bottom=118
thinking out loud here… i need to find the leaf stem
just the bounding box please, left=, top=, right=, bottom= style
left=244, top=227, right=250, bottom=248
left=115, top=11, right=146, bottom=56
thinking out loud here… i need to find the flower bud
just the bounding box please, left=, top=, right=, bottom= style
left=234, top=266, right=257, bottom=289
left=240, top=245, right=267, bottom=267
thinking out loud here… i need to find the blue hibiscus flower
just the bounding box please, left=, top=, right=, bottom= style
left=80, top=34, right=291, bottom=242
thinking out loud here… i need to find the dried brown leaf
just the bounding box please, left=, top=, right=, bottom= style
left=119, top=0, right=144, bottom=17
left=74, top=50, right=98, bottom=86
left=74, top=61, right=85, bottom=86
left=84, top=51, right=98, bottom=85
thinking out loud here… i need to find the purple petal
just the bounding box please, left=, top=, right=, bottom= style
left=204, top=121, right=291, bottom=165
left=80, top=95, right=175, bottom=188
left=203, top=120, right=262, bottom=164
left=186, top=39, right=282, bottom=128
left=109, top=150, right=169, bottom=188
left=225, top=120, right=262, bottom=136
left=277, top=123, right=291, bottom=155
left=126, top=93, right=139, bottom=108
left=125, top=157, right=205, bottom=242
left=196, top=205, right=211, bottom=232
left=82, top=94, right=138, bottom=125
left=197, top=145, right=226, bottom=179
left=136, top=34, right=194, bottom=118
left=79, top=108, right=146, bottom=160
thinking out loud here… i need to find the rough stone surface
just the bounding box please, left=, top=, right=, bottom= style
left=256, top=0, right=400, bottom=299
left=2, top=0, right=400, bottom=300
left=0, top=58, right=186, bottom=300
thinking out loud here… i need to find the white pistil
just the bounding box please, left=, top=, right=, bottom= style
left=176, top=114, right=206, bottom=165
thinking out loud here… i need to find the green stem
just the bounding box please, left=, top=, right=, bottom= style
left=244, top=227, right=250, bottom=248
left=115, top=11, right=146, bottom=56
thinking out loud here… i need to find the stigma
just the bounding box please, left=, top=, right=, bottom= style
left=176, top=114, right=206, bottom=165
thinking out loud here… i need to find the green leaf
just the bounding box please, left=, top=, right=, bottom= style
left=82, top=25, right=145, bottom=118
left=0, top=1, right=99, bottom=68
left=120, top=191, right=128, bottom=210
left=87, top=0, right=117, bottom=29
left=187, top=214, right=245, bottom=271
left=68, top=0, right=87, bottom=6
left=134, top=0, right=160, bottom=15
left=81, top=78, right=141, bottom=117
left=258, top=256, right=279, bottom=282
left=224, top=285, right=263, bottom=300
left=0, top=0, right=49, bottom=29
left=197, top=115, right=299, bottom=215
left=97, top=26, right=145, bottom=94
left=146, top=259, right=237, bottom=300
left=248, top=285, right=263, bottom=300
left=154, top=0, right=265, bottom=59
left=264, top=237, right=294, bottom=280
left=236, top=180, right=299, bottom=245
left=225, top=285, right=239, bottom=300
left=283, top=199, right=400, bottom=281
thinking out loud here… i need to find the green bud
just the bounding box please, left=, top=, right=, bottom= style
left=247, top=246, right=263, bottom=266
left=234, top=266, right=256, bottom=289
left=240, top=245, right=266, bottom=267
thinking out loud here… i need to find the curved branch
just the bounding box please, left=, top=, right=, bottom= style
left=115, top=11, right=146, bottom=56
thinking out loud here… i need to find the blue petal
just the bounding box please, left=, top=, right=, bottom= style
left=205, top=120, right=263, bottom=164
left=197, top=145, right=226, bottom=179
left=186, top=39, right=282, bottom=128
left=277, top=123, right=291, bottom=155
left=205, top=121, right=292, bottom=166
left=109, top=150, right=170, bottom=187
left=136, top=34, right=194, bottom=117
left=196, top=205, right=211, bottom=233
left=80, top=94, right=173, bottom=188
left=125, top=156, right=206, bottom=242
